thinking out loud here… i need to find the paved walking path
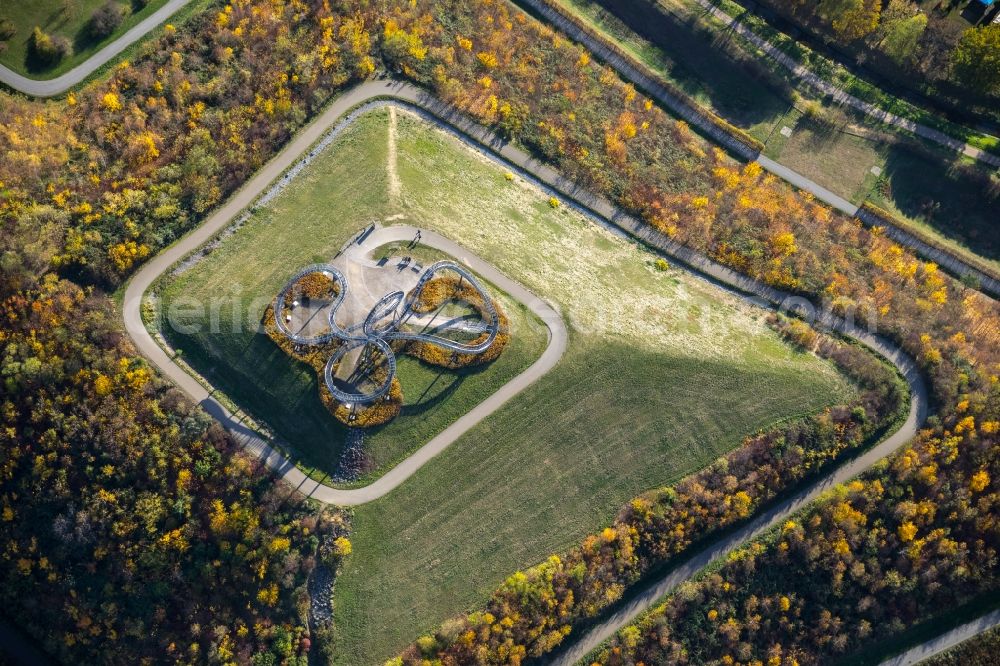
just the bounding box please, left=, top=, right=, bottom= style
left=524, top=0, right=1000, bottom=298
left=690, top=0, right=1000, bottom=168
left=123, top=81, right=571, bottom=505
left=0, top=0, right=971, bottom=656
left=0, top=0, right=191, bottom=97
left=757, top=155, right=858, bottom=213
left=879, top=609, right=1000, bottom=666
left=122, top=81, right=929, bottom=663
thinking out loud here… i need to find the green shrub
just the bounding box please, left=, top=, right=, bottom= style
left=801, top=98, right=832, bottom=127
left=28, top=26, right=71, bottom=66
left=0, top=19, right=16, bottom=41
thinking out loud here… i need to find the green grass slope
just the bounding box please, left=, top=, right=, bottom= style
left=552, top=0, right=1000, bottom=270
left=329, top=108, right=855, bottom=664
left=0, top=0, right=174, bottom=78
left=157, top=111, right=548, bottom=482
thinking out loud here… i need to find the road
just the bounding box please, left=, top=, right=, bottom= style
left=520, top=0, right=1000, bottom=298
left=688, top=0, right=1000, bottom=169
left=121, top=80, right=930, bottom=662
left=123, top=82, right=569, bottom=506
left=0, top=0, right=192, bottom=98
left=879, top=609, right=1000, bottom=666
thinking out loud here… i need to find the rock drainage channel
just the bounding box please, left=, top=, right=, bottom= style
left=121, top=80, right=929, bottom=663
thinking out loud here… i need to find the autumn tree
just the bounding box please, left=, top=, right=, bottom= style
left=951, top=25, right=1000, bottom=95
left=381, top=19, right=428, bottom=73
left=27, top=26, right=70, bottom=66
left=87, top=1, right=127, bottom=40
left=0, top=206, right=67, bottom=290
left=825, top=0, right=881, bottom=41
left=0, top=19, right=15, bottom=41
left=873, top=0, right=927, bottom=65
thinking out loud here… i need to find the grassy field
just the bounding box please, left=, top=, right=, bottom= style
left=329, top=109, right=855, bottom=664
left=763, top=106, right=1000, bottom=269
left=0, top=0, right=170, bottom=77
left=869, top=145, right=1000, bottom=269
left=552, top=0, right=791, bottom=141
left=762, top=107, right=882, bottom=201
left=157, top=111, right=549, bottom=484
left=552, top=0, right=1000, bottom=270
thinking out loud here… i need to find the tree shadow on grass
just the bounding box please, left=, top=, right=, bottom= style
left=71, top=29, right=102, bottom=59
left=397, top=355, right=498, bottom=416
left=796, top=116, right=841, bottom=151
left=21, top=3, right=83, bottom=74
left=878, top=142, right=1000, bottom=262
left=70, top=2, right=129, bottom=58
left=180, top=330, right=353, bottom=471
left=401, top=369, right=461, bottom=414
left=584, top=0, right=792, bottom=130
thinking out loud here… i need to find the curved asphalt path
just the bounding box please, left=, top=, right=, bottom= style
left=685, top=0, right=1000, bottom=168
left=0, top=0, right=192, bottom=98
left=878, top=609, right=1000, bottom=666
left=521, top=0, right=1000, bottom=298
left=121, top=79, right=930, bottom=659
left=123, top=84, right=568, bottom=506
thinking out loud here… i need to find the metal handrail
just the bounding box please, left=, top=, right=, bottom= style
left=272, top=260, right=501, bottom=405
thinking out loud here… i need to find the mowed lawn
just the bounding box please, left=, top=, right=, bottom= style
left=0, top=0, right=173, bottom=77
left=157, top=111, right=548, bottom=483
left=555, top=0, right=1000, bottom=270
left=330, top=109, right=855, bottom=663
left=554, top=0, right=790, bottom=141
